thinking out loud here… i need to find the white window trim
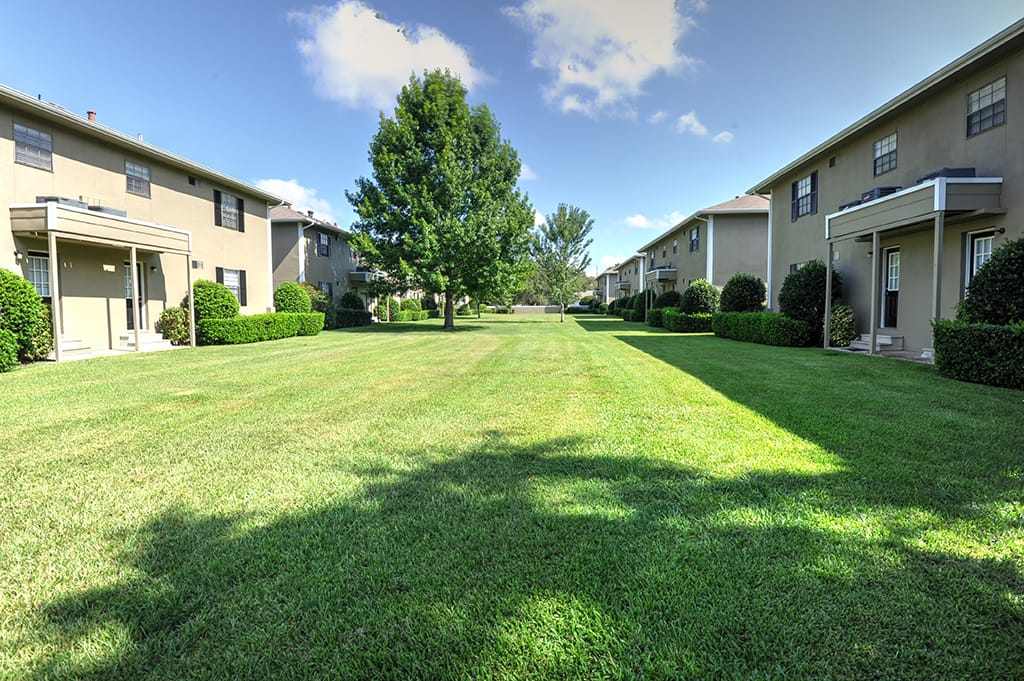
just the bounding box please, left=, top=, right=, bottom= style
left=963, top=228, right=996, bottom=289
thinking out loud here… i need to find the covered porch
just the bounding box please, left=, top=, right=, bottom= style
left=10, top=201, right=194, bottom=361
left=822, top=176, right=1003, bottom=355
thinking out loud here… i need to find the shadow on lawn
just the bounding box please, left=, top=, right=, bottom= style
left=332, top=322, right=487, bottom=334
left=34, top=434, right=1023, bottom=679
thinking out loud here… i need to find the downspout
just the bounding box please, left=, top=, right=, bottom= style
left=267, top=200, right=287, bottom=311
left=766, top=194, right=774, bottom=309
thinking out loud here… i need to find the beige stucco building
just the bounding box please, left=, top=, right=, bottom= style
left=1, top=83, right=281, bottom=360
left=751, top=18, right=1024, bottom=355
left=614, top=255, right=644, bottom=298
left=595, top=266, right=618, bottom=303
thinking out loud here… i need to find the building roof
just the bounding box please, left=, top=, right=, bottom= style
left=637, top=194, right=769, bottom=252
left=748, top=17, right=1024, bottom=194
left=0, top=82, right=282, bottom=204
left=269, top=204, right=349, bottom=235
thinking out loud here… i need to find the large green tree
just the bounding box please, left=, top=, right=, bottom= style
left=347, top=70, right=534, bottom=329
left=532, top=204, right=594, bottom=322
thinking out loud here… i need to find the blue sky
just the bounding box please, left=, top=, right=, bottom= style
left=2, top=1, right=1021, bottom=273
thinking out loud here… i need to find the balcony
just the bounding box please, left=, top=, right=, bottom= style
left=645, top=267, right=677, bottom=282
left=615, top=281, right=632, bottom=290
left=348, top=270, right=377, bottom=284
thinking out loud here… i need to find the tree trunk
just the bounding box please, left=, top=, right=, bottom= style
left=560, top=302, right=565, bottom=323
left=444, top=290, right=455, bottom=329
left=477, top=301, right=481, bottom=319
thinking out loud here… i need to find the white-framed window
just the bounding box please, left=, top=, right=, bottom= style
left=125, top=160, right=151, bottom=197
left=966, top=230, right=995, bottom=286
left=873, top=132, right=897, bottom=175
left=967, top=76, right=1006, bottom=137
left=317, top=280, right=333, bottom=297
left=222, top=268, right=241, bottom=301
left=887, top=251, right=901, bottom=291
left=214, top=190, right=244, bottom=231
left=14, top=123, right=53, bottom=171
left=317, top=232, right=331, bottom=257
left=26, top=253, right=50, bottom=297
left=688, top=227, right=699, bottom=252
left=791, top=171, right=817, bottom=220
left=672, top=239, right=677, bottom=254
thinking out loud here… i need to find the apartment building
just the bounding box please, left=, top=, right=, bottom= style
left=614, top=255, right=644, bottom=298
left=637, top=195, right=769, bottom=296
left=1, top=84, right=281, bottom=360
left=751, top=18, right=1024, bottom=354
left=595, top=266, right=618, bottom=303
left=270, top=204, right=366, bottom=304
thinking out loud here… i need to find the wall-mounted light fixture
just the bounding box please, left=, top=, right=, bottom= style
left=996, top=227, right=1006, bottom=234
left=13, top=249, right=23, bottom=260
left=150, top=265, right=158, bottom=272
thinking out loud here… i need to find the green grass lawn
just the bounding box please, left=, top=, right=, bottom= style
left=1, top=314, right=1021, bottom=679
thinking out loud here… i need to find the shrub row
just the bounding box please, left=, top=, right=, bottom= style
left=713, top=311, right=811, bottom=347
left=197, top=312, right=324, bottom=345
left=646, top=308, right=664, bottom=328
left=932, top=319, right=1024, bottom=389
left=336, top=309, right=374, bottom=327
left=663, top=310, right=713, bottom=333
left=394, top=310, right=429, bottom=321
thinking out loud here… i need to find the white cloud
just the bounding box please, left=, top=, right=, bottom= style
left=504, top=0, right=698, bottom=117
left=256, top=178, right=337, bottom=224
left=599, top=254, right=624, bottom=269
left=676, top=111, right=708, bottom=137
left=648, top=110, right=667, bottom=124
left=520, top=163, right=538, bottom=181
left=713, top=130, right=734, bottom=143
left=291, top=2, right=487, bottom=111
left=624, top=211, right=685, bottom=230
left=533, top=208, right=545, bottom=226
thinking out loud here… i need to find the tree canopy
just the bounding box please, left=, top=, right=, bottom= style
left=346, top=69, right=534, bottom=329
left=532, top=204, right=594, bottom=321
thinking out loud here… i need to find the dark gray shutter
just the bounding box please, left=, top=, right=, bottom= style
left=214, top=190, right=223, bottom=226
left=238, top=270, right=247, bottom=306
left=237, top=198, right=245, bottom=232
left=810, top=172, right=818, bottom=215
left=791, top=181, right=799, bottom=222
left=216, top=266, right=224, bottom=284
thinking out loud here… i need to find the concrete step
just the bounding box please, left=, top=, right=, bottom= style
left=847, top=333, right=904, bottom=352
left=117, top=332, right=175, bottom=352
left=58, top=338, right=92, bottom=357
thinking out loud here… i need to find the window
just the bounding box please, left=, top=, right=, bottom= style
left=688, top=227, right=699, bottom=252
left=789, top=261, right=808, bottom=274
left=791, top=171, right=818, bottom=221
left=968, top=231, right=995, bottom=283
left=661, top=247, right=666, bottom=258
left=125, top=161, right=151, bottom=197
left=216, top=267, right=247, bottom=305
left=14, top=123, right=52, bottom=171
left=672, top=239, right=677, bottom=254
left=317, top=232, right=331, bottom=257
left=873, top=133, right=897, bottom=175
left=967, top=76, right=1006, bottom=137
left=26, top=253, right=50, bottom=298
left=649, top=254, right=654, bottom=268
left=317, top=281, right=334, bottom=297
left=214, top=190, right=245, bottom=231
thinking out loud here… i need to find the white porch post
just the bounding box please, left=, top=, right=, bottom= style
left=823, top=241, right=833, bottom=349
left=130, top=246, right=141, bottom=352
left=869, top=231, right=880, bottom=355
left=186, top=253, right=196, bottom=348
left=47, top=225, right=62, bottom=363
left=932, top=213, right=945, bottom=321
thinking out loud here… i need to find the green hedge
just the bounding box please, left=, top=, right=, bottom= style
left=713, top=311, right=811, bottom=347
left=0, top=328, right=18, bottom=372
left=197, top=312, right=323, bottom=345
left=932, top=319, right=1024, bottom=389
left=663, top=310, right=713, bottom=333
left=713, top=311, right=764, bottom=343
left=394, top=310, right=429, bottom=321
left=646, top=308, right=664, bottom=328
left=336, top=309, right=373, bottom=327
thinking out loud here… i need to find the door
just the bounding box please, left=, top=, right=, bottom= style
left=124, top=263, right=146, bottom=331
left=882, top=248, right=899, bottom=328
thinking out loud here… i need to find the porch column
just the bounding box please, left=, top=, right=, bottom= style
left=823, top=241, right=834, bottom=349
left=869, top=231, right=880, bottom=356
left=932, top=212, right=945, bottom=321
left=186, top=254, right=196, bottom=348
left=130, top=246, right=141, bottom=353
left=47, top=229, right=62, bottom=363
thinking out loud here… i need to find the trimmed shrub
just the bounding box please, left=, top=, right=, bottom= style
left=421, top=296, right=438, bottom=311
left=579, top=295, right=596, bottom=309
left=456, top=303, right=472, bottom=316
left=157, top=307, right=191, bottom=345
left=959, top=237, right=1024, bottom=325
left=0, top=268, right=44, bottom=360
left=336, top=309, right=373, bottom=327
left=379, top=296, right=400, bottom=321
left=652, top=290, right=682, bottom=310
left=274, top=282, right=312, bottom=313
left=192, top=279, right=239, bottom=321
left=777, top=261, right=841, bottom=344
left=932, top=319, right=1024, bottom=388
left=630, top=291, right=648, bottom=322
left=720, top=273, right=766, bottom=313
left=647, top=308, right=664, bottom=328
left=427, top=309, right=442, bottom=318
left=339, top=291, right=365, bottom=310
left=621, top=309, right=633, bottom=322
left=494, top=307, right=513, bottom=315
left=0, top=328, right=18, bottom=372
left=680, top=279, right=719, bottom=314
left=197, top=312, right=322, bottom=344
left=663, top=309, right=713, bottom=333
left=713, top=312, right=764, bottom=343
left=25, top=304, right=54, bottom=361
left=394, top=310, right=429, bottom=321
left=597, top=302, right=609, bottom=314
left=399, top=298, right=422, bottom=312
left=761, top=313, right=812, bottom=347
left=300, top=283, right=337, bottom=330
left=295, top=312, right=325, bottom=336
left=829, top=304, right=857, bottom=347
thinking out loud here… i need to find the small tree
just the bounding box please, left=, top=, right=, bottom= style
left=959, top=237, right=1024, bottom=325
left=778, top=260, right=842, bottom=344
left=0, top=268, right=44, bottom=361
left=720, top=273, right=766, bottom=312
left=532, top=204, right=594, bottom=322
left=680, top=279, right=719, bottom=314
left=339, top=291, right=365, bottom=310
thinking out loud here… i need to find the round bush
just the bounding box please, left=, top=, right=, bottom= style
left=192, top=279, right=239, bottom=321
left=778, top=261, right=842, bottom=343
left=720, top=273, right=766, bottom=313
left=300, top=283, right=331, bottom=312
left=960, top=237, right=1024, bottom=325
left=0, top=328, right=18, bottom=372
left=652, top=290, right=682, bottom=309
left=274, top=282, right=312, bottom=313
left=421, top=295, right=438, bottom=311
left=381, top=296, right=400, bottom=320
left=680, top=279, right=720, bottom=314
left=0, top=268, right=44, bottom=361
left=339, top=291, right=365, bottom=310
left=399, top=297, right=422, bottom=312
left=829, top=304, right=857, bottom=347
left=157, top=307, right=191, bottom=345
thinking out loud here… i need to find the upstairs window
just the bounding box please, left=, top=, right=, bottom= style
left=672, top=239, right=677, bottom=254
left=967, top=76, right=1005, bottom=137
left=873, top=133, right=897, bottom=176
left=14, top=123, right=52, bottom=171
left=214, top=190, right=245, bottom=231
left=317, top=281, right=334, bottom=297
left=317, top=232, right=331, bottom=257
left=791, top=171, right=818, bottom=221
left=688, top=227, right=699, bottom=252
left=126, top=160, right=151, bottom=197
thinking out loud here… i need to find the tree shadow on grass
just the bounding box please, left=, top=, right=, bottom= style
left=31, top=434, right=1023, bottom=679
left=574, top=317, right=663, bottom=333
left=331, top=322, right=487, bottom=334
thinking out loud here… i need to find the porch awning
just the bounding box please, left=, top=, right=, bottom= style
left=645, top=268, right=677, bottom=282
left=825, top=177, right=1003, bottom=242
left=11, top=202, right=191, bottom=255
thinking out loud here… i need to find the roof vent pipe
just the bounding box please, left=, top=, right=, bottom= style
left=87, top=110, right=96, bottom=121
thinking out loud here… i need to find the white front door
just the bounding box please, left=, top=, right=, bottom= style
left=124, top=263, right=146, bottom=331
